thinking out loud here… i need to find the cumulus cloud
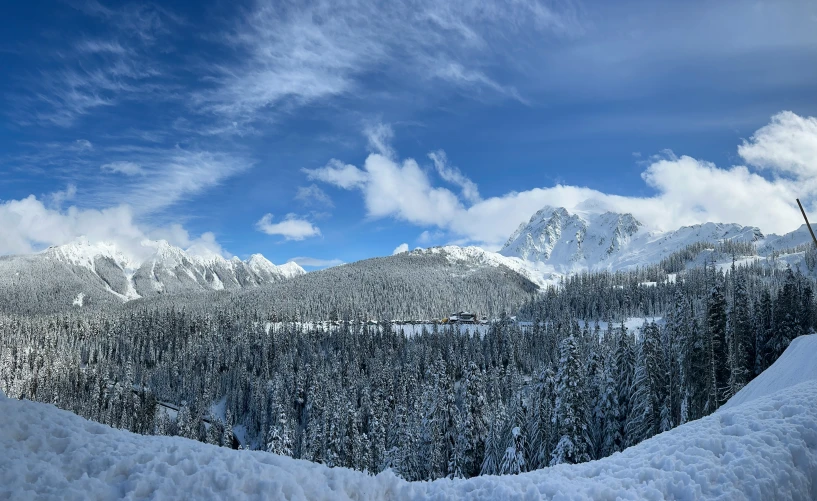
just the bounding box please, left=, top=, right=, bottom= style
left=287, top=256, right=344, bottom=268
left=307, top=111, right=817, bottom=249
left=392, top=243, right=409, bottom=255
left=738, top=111, right=817, bottom=178
left=255, top=214, right=321, bottom=240
left=0, top=195, right=228, bottom=263
left=182, top=232, right=229, bottom=261
left=101, top=161, right=144, bottom=176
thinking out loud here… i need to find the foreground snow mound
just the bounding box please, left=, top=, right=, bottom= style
left=721, top=334, right=817, bottom=412
left=3, top=380, right=817, bottom=500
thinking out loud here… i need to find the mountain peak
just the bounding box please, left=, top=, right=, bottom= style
left=38, top=238, right=304, bottom=302
left=500, top=206, right=644, bottom=266
left=498, top=205, right=767, bottom=274
left=44, top=238, right=137, bottom=270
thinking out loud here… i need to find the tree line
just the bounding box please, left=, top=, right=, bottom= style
left=0, top=261, right=813, bottom=480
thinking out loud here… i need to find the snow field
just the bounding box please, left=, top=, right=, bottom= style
left=720, top=334, right=817, bottom=412
left=3, top=337, right=817, bottom=500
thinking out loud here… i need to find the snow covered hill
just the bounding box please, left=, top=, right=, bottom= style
left=3, top=335, right=817, bottom=500
left=0, top=238, right=304, bottom=313
left=408, top=245, right=553, bottom=288
left=500, top=205, right=767, bottom=274
left=214, top=248, right=540, bottom=320
left=759, top=224, right=816, bottom=253
left=720, top=333, right=817, bottom=411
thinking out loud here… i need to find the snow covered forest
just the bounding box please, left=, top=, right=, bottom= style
left=1, top=258, right=813, bottom=481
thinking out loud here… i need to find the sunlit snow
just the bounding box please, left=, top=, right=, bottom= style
left=3, top=336, right=817, bottom=500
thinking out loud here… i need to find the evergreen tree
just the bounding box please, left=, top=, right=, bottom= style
left=707, top=281, right=729, bottom=408
left=550, top=335, right=590, bottom=465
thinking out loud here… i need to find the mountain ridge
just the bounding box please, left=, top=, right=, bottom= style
left=2, top=206, right=815, bottom=314
left=0, top=238, right=305, bottom=313
left=499, top=205, right=806, bottom=274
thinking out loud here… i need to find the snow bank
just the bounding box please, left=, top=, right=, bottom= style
left=3, top=337, right=817, bottom=500
left=2, top=384, right=816, bottom=500
left=720, top=333, right=817, bottom=412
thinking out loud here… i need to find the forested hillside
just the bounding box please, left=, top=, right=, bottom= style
left=1, top=259, right=812, bottom=480
left=131, top=251, right=540, bottom=321
left=0, top=253, right=127, bottom=314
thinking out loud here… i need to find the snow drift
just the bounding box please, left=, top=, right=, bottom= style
left=3, top=336, right=817, bottom=500
left=720, top=334, right=817, bottom=412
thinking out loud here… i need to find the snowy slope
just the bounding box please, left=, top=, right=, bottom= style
left=3, top=337, right=817, bottom=500
left=759, top=224, right=815, bottom=253
left=720, top=334, right=817, bottom=412
left=411, top=245, right=556, bottom=287
left=500, top=206, right=765, bottom=274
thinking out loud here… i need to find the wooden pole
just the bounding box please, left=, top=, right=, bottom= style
left=796, top=198, right=817, bottom=248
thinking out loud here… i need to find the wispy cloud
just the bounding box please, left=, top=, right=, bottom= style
left=47, top=184, right=78, bottom=208
left=295, top=184, right=334, bottom=208
left=256, top=213, right=321, bottom=240
left=6, top=139, right=249, bottom=218
left=194, top=0, right=582, bottom=128
left=101, top=161, right=144, bottom=176
left=95, top=148, right=250, bottom=214
left=8, top=2, right=180, bottom=127
left=428, top=150, right=480, bottom=204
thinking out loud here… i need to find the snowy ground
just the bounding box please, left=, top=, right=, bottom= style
left=720, top=334, right=817, bottom=411
left=266, top=321, right=492, bottom=338
left=3, top=336, right=817, bottom=500
left=577, top=316, right=664, bottom=334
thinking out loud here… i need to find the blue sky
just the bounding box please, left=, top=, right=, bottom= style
left=1, top=0, right=816, bottom=267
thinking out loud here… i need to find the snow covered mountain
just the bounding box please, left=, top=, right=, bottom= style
left=758, top=223, right=816, bottom=253
left=216, top=246, right=540, bottom=320
left=0, top=238, right=304, bottom=313
left=500, top=205, right=767, bottom=274
left=3, top=335, right=816, bottom=500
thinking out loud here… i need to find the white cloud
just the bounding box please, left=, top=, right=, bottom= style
left=428, top=150, right=480, bottom=203
left=74, top=139, right=94, bottom=152
left=0, top=195, right=228, bottom=263
left=255, top=214, right=321, bottom=240
left=48, top=184, right=78, bottom=208
left=738, top=111, right=817, bottom=178
left=13, top=3, right=180, bottom=127
left=308, top=111, right=817, bottom=249
left=295, top=184, right=333, bottom=208
left=392, top=243, right=409, bottom=255
left=195, top=0, right=579, bottom=127
left=304, top=159, right=367, bottom=189
left=287, top=256, right=344, bottom=268
left=418, top=229, right=445, bottom=244
left=364, top=123, right=395, bottom=158
left=94, top=149, right=250, bottom=214
left=101, top=161, right=144, bottom=176
left=183, top=232, right=229, bottom=261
